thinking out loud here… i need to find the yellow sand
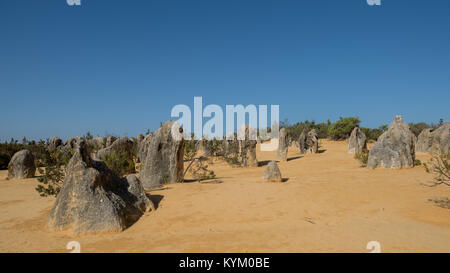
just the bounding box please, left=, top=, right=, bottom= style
left=0, top=140, right=449, bottom=253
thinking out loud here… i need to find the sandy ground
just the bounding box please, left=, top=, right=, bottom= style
left=0, top=140, right=449, bottom=253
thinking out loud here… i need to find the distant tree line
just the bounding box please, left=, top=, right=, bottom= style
left=280, top=117, right=445, bottom=142
left=0, top=118, right=445, bottom=171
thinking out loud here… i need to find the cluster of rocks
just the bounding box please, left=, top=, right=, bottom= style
left=416, top=122, right=450, bottom=154
left=367, top=116, right=416, bottom=169
left=11, top=115, right=442, bottom=235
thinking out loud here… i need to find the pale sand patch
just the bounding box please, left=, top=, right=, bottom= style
left=0, top=140, right=449, bottom=253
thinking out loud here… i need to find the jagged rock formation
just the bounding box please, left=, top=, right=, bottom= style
left=348, top=127, right=367, bottom=154
left=367, top=116, right=416, bottom=169
left=416, top=123, right=450, bottom=154
left=106, top=136, right=116, bottom=147
left=48, top=137, right=63, bottom=151
left=306, top=129, right=319, bottom=154
left=298, top=129, right=307, bottom=154
left=137, top=134, right=144, bottom=144
left=416, top=128, right=434, bottom=153
left=47, top=140, right=153, bottom=234
left=96, top=137, right=135, bottom=160
left=87, top=137, right=105, bottom=151
left=430, top=122, right=450, bottom=154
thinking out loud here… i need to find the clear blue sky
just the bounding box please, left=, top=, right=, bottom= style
left=1, top=0, right=449, bottom=141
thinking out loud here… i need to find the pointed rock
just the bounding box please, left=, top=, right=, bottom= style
left=263, top=161, right=283, bottom=182
left=348, top=127, right=367, bottom=154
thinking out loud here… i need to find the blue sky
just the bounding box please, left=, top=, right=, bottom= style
left=0, top=0, right=449, bottom=141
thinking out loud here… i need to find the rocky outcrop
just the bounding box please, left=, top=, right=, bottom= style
left=298, top=130, right=307, bottom=154
left=65, top=137, right=82, bottom=149
left=239, top=125, right=258, bottom=167
left=416, top=128, right=433, bottom=153
left=137, top=134, right=144, bottom=144
left=348, top=127, right=367, bottom=154
left=8, top=150, right=36, bottom=179
left=430, top=122, right=450, bottom=154
left=277, top=128, right=288, bottom=161
left=48, top=137, right=63, bottom=151
left=137, top=133, right=152, bottom=163
left=367, top=116, right=416, bottom=169
left=306, top=129, right=319, bottom=154
left=106, top=136, right=116, bottom=147
left=47, top=140, right=153, bottom=234
left=417, top=123, right=450, bottom=154
left=87, top=137, right=105, bottom=151
left=140, top=121, right=184, bottom=188
left=262, top=161, right=282, bottom=182
left=96, top=137, right=134, bottom=160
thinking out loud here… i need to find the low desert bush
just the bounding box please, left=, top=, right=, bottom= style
left=104, top=150, right=135, bottom=177
left=36, top=149, right=73, bottom=197
left=222, top=140, right=241, bottom=167
left=205, top=138, right=223, bottom=157
left=354, top=151, right=369, bottom=167
left=184, top=140, right=197, bottom=161
left=189, top=157, right=216, bottom=181
left=423, top=151, right=449, bottom=187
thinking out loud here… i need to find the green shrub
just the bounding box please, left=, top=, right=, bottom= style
left=283, top=120, right=329, bottom=140
left=328, top=117, right=361, bottom=140
left=0, top=138, right=48, bottom=170
left=205, top=138, right=223, bottom=157
left=36, top=149, right=73, bottom=197
left=354, top=151, right=369, bottom=167
left=184, top=140, right=197, bottom=161
left=222, top=140, right=241, bottom=167
left=360, top=126, right=387, bottom=141
left=104, top=150, right=135, bottom=177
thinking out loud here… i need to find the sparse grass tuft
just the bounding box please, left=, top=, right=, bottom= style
left=354, top=151, right=369, bottom=167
